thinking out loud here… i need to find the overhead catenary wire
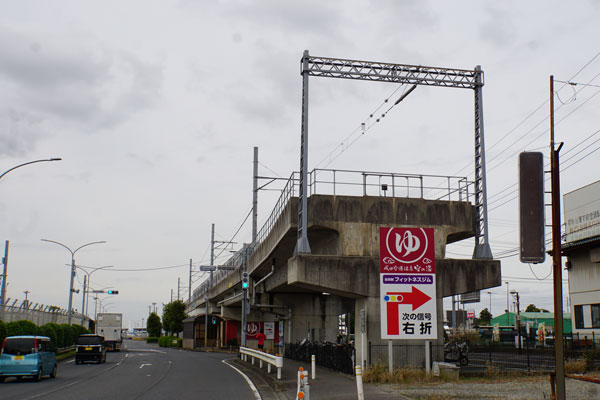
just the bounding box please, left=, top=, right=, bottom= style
left=315, top=83, right=416, bottom=169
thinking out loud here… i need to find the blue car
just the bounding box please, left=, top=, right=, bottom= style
left=0, top=335, right=57, bottom=382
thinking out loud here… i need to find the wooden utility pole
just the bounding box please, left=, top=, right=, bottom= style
left=550, top=75, right=566, bottom=400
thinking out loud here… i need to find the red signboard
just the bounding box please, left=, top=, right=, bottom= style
left=380, top=227, right=435, bottom=273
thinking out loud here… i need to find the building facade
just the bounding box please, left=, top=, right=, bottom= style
left=563, top=180, right=600, bottom=337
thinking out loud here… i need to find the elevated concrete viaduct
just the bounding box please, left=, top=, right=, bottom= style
left=186, top=186, right=501, bottom=367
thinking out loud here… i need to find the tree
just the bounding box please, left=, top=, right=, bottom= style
left=162, top=300, right=187, bottom=337
left=525, top=304, right=540, bottom=312
left=479, top=308, right=492, bottom=325
left=147, top=312, right=162, bottom=337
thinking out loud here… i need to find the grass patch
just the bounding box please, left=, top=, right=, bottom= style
left=56, top=349, right=75, bottom=362
left=363, top=363, right=437, bottom=384
left=565, top=357, right=587, bottom=374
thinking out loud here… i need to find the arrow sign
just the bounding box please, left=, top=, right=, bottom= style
left=385, top=286, right=431, bottom=311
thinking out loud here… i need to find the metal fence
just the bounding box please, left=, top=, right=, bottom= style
left=0, top=300, right=89, bottom=326
left=286, top=342, right=356, bottom=375
left=469, top=335, right=600, bottom=372
left=369, top=343, right=445, bottom=369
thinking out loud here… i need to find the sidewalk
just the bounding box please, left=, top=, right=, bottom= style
left=231, top=355, right=407, bottom=400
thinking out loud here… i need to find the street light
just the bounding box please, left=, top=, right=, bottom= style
left=0, top=157, right=62, bottom=306
left=0, top=158, right=62, bottom=181
left=74, top=264, right=113, bottom=318
left=41, top=239, right=106, bottom=324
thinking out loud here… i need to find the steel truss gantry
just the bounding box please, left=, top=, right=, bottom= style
left=296, top=50, right=492, bottom=260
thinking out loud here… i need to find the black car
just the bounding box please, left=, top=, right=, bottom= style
left=75, top=335, right=106, bottom=364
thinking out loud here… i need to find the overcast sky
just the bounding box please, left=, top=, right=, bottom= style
left=1, top=0, right=599, bottom=328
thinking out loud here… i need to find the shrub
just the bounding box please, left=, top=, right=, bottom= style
left=45, top=323, right=63, bottom=348
left=59, top=324, right=74, bottom=347
left=71, top=324, right=88, bottom=337
left=158, top=336, right=182, bottom=348
left=40, top=324, right=58, bottom=345
left=16, top=320, right=40, bottom=335
left=0, top=320, right=6, bottom=342
left=566, top=357, right=587, bottom=374
left=146, top=337, right=159, bottom=343
left=6, top=321, right=23, bottom=336
left=448, top=329, right=481, bottom=345
left=362, top=363, right=430, bottom=384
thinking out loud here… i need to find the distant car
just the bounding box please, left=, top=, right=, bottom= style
left=75, top=335, right=106, bottom=364
left=0, top=335, right=57, bottom=382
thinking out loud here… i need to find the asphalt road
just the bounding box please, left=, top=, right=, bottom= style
left=1, top=340, right=259, bottom=400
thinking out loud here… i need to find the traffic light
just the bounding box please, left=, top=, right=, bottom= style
left=211, top=316, right=217, bottom=325
left=107, top=290, right=119, bottom=295
left=241, top=272, right=249, bottom=289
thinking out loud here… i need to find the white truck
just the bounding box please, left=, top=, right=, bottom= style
left=96, top=313, right=123, bottom=351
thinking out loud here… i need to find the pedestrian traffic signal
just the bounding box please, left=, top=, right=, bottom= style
left=107, top=290, right=119, bottom=295
left=241, top=272, right=249, bottom=289
left=211, top=316, right=217, bottom=325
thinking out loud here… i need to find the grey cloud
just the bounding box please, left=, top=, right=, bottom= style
left=0, top=27, right=163, bottom=155
left=478, top=5, right=517, bottom=47
left=371, top=0, right=439, bottom=34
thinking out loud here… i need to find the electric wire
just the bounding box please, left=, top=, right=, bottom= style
left=315, top=84, right=409, bottom=169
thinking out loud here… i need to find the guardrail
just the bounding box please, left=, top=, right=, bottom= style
left=239, top=346, right=283, bottom=379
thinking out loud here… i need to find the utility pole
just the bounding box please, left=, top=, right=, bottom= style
left=1, top=240, right=9, bottom=306
left=188, top=259, right=192, bottom=304
left=170, top=289, right=173, bottom=302
left=177, top=277, right=180, bottom=301
left=241, top=244, right=248, bottom=347
left=81, top=275, right=86, bottom=317
left=550, top=75, right=566, bottom=400
left=505, top=281, right=510, bottom=326
left=148, top=305, right=151, bottom=314
left=487, top=291, right=492, bottom=315
left=152, top=302, right=156, bottom=314
left=252, top=147, right=258, bottom=244
left=511, top=290, right=522, bottom=353
left=23, top=290, right=30, bottom=308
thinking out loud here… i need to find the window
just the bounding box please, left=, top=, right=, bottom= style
left=77, top=336, right=104, bottom=345
left=592, top=304, right=600, bottom=328
left=574, top=305, right=584, bottom=329
left=2, top=338, right=36, bottom=355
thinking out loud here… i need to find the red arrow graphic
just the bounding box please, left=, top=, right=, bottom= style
left=386, top=286, right=432, bottom=311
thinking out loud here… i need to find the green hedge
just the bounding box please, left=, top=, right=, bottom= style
left=0, top=320, right=90, bottom=349
left=158, top=336, right=182, bottom=348
left=0, top=320, right=6, bottom=343
left=146, top=337, right=159, bottom=343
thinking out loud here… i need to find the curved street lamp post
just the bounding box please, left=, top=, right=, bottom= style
left=75, top=265, right=114, bottom=318
left=0, top=158, right=61, bottom=306
left=41, top=239, right=106, bottom=324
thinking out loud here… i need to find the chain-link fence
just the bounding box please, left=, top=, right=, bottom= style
left=0, top=303, right=89, bottom=326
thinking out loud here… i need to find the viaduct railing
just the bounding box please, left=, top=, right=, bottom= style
left=189, top=168, right=472, bottom=304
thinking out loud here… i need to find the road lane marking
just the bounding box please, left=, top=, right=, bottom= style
left=65, top=359, right=74, bottom=364
left=140, top=363, right=152, bottom=369
left=25, top=352, right=129, bottom=399
left=222, top=359, right=262, bottom=400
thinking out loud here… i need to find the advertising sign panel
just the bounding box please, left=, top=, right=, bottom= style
left=564, top=180, right=600, bottom=243
left=380, top=227, right=437, bottom=340
left=264, top=322, right=275, bottom=340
